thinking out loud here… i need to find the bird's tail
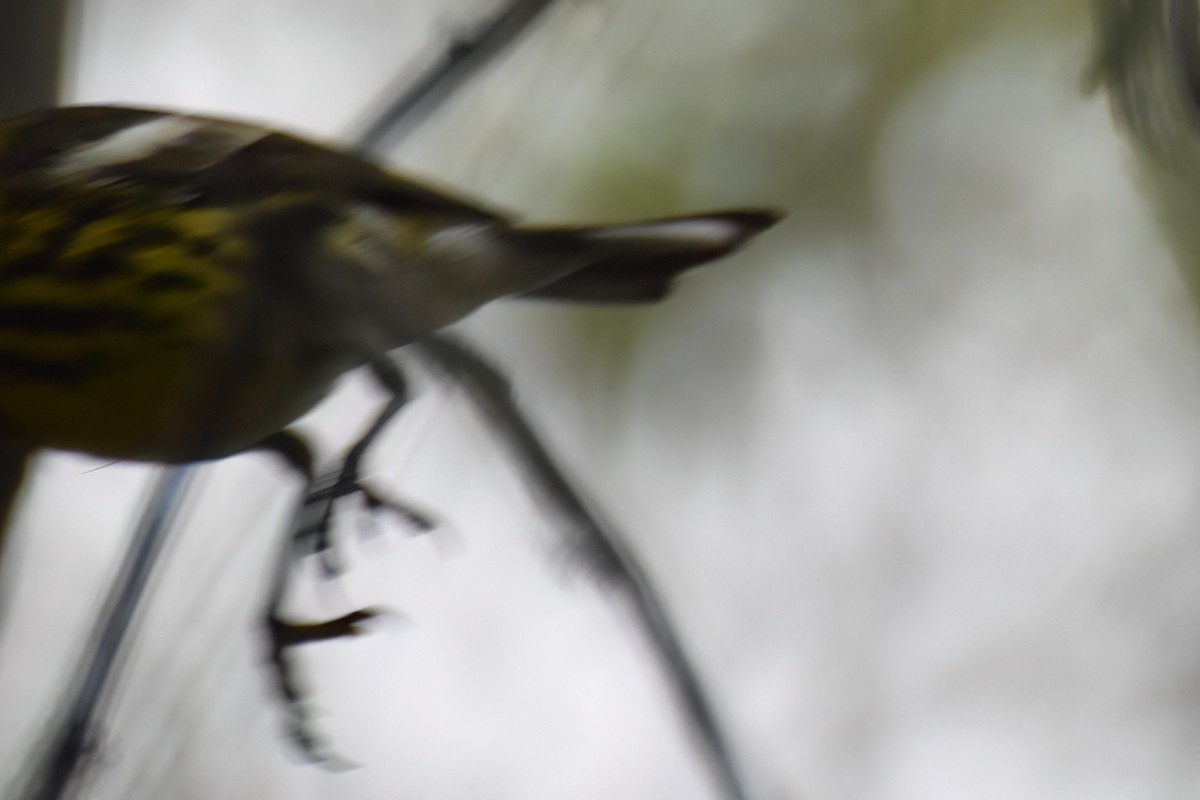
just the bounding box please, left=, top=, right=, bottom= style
left=517, top=209, right=781, bottom=303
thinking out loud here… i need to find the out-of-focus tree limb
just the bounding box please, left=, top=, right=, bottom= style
left=0, top=0, right=69, bottom=118
left=16, top=469, right=197, bottom=800
left=408, top=336, right=751, bottom=800
left=350, top=0, right=556, bottom=155
left=0, top=0, right=68, bottom=608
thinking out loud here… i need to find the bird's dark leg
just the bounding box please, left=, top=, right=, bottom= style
left=252, top=358, right=434, bottom=762
left=294, top=356, right=435, bottom=576
left=252, top=430, right=377, bottom=763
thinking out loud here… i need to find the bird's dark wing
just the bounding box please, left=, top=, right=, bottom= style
left=0, top=105, right=505, bottom=221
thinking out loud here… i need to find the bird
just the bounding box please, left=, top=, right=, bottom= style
left=0, top=103, right=779, bottom=756
left=0, top=103, right=779, bottom=553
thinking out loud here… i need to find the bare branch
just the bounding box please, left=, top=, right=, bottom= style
left=351, top=0, right=557, bottom=155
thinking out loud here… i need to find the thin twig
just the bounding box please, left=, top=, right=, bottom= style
left=351, top=0, right=557, bottom=155
left=15, top=468, right=196, bottom=800
left=409, top=335, right=751, bottom=800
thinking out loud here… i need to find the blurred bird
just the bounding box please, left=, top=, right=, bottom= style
left=0, top=102, right=778, bottom=611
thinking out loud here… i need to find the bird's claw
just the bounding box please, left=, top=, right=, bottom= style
left=294, top=469, right=437, bottom=577
left=265, top=605, right=392, bottom=767
left=267, top=607, right=385, bottom=651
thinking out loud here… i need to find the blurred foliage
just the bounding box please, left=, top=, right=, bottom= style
left=1087, top=0, right=1200, bottom=305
